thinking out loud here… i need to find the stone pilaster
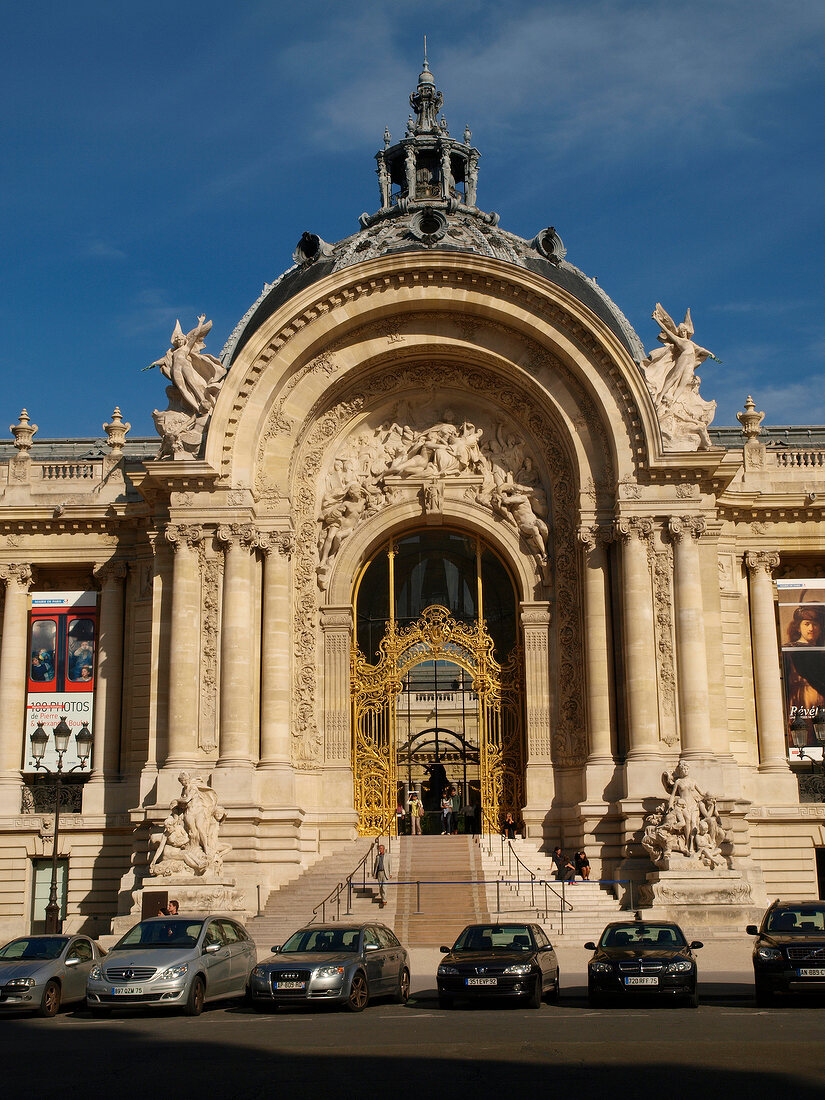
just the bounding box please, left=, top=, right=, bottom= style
left=90, top=561, right=127, bottom=781
left=745, top=551, right=793, bottom=776
left=520, top=602, right=554, bottom=836
left=614, top=517, right=659, bottom=761
left=260, top=534, right=295, bottom=769
left=577, top=526, right=615, bottom=764
left=0, top=564, right=32, bottom=812
left=164, top=525, right=202, bottom=768
left=216, top=524, right=261, bottom=768
left=321, top=606, right=353, bottom=764
left=668, top=516, right=713, bottom=759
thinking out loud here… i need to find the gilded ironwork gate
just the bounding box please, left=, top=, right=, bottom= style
left=352, top=605, right=524, bottom=835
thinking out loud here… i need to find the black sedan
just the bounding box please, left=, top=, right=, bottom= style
left=748, top=899, right=825, bottom=1004
left=437, top=922, right=559, bottom=1009
left=585, top=920, right=702, bottom=1007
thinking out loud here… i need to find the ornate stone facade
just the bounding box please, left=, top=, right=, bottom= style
left=0, top=61, right=823, bottom=939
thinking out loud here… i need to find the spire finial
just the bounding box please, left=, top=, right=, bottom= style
left=423, top=35, right=428, bottom=68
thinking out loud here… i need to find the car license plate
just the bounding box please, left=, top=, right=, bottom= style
left=112, top=986, right=144, bottom=995
left=624, top=976, right=658, bottom=986
left=274, top=981, right=305, bottom=990
left=466, top=977, right=497, bottom=986
left=798, top=968, right=825, bottom=977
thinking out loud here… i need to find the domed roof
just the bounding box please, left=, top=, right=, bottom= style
left=220, top=62, right=645, bottom=367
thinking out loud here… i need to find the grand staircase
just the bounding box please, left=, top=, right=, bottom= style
left=246, top=832, right=626, bottom=952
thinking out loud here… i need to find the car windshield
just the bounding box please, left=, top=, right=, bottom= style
left=0, top=936, right=68, bottom=961
left=114, top=920, right=204, bottom=949
left=452, top=925, right=535, bottom=952
left=765, top=906, right=825, bottom=934
left=281, top=928, right=361, bottom=953
left=600, top=924, right=687, bottom=948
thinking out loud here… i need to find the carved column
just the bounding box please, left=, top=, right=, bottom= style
left=321, top=606, right=353, bottom=763
left=745, top=551, right=789, bottom=772
left=217, top=525, right=258, bottom=767
left=615, top=518, right=660, bottom=758
left=578, top=527, right=614, bottom=762
left=668, top=517, right=713, bottom=758
left=0, top=564, right=32, bottom=810
left=164, top=525, right=202, bottom=767
left=260, top=534, right=294, bottom=767
left=91, top=561, right=127, bottom=777
left=520, top=603, right=553, bottom=761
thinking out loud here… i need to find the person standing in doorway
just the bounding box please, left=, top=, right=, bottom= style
left=441, top=790, right=452, bottom=834
left=409, top=791, right=423, bottom=835
left=373, top=844, right=391, bottom=908
left=450, top=786, right=461, bottom=834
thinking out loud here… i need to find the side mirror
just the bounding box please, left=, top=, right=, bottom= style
left=584, top=942, right=596, bottom=951
left=689, top=941, right=704, bottom=950
left=440, top=945, right=450, bottom=954
left=204, top=942, right=221, bottom=954
left=65, top=957, right=80, bottom=967
left=365, top=942, right=379, bottom=952
left=745, top=925, right=759, bottom=936
left=271, top=945, right=281, bottom=954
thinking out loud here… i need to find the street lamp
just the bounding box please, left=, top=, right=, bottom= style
left=29, top=719, right=93, bottom=934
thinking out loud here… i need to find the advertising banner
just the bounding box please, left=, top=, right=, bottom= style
left=777, top=579, right=825, bottom=760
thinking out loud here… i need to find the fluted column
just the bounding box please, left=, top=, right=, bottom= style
left=745, top=551, right=789, bottom=772
left=668, top=517, right=713, bottom=758
left=520, top=603, right=553, bottom=762
left=0, top=564, right=32, bottom=810
left=615, top=518, right=659, bottom=758
left=321, top=606, right=353, bottom=763
left=91, top=561, right=127, bottom=777
left=578, top=526, right=615, bottom=762
left=164, top=525, right=202, bottom=767
left=260, top=534, right=294, bottom=767
left=217, top=524, right=258, bottom=767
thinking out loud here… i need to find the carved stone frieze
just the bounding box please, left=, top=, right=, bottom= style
left=651, top=545, right=677, bottom=731
left=198, top=550, right=221, bottom=754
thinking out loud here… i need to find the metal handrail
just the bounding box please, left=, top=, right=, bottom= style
left=311, top=814, right=395, bottom=924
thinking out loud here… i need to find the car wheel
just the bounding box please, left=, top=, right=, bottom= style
left=438, top=992, right=453, bottom=1009
left=345, top=971, right=369, bottom=1012
left=527, top=974, right=542, bottom=1009
left=547, top=971, right=560, bottom=1003
left=686, top=988, right=699, bottom=1009
left=184, top=976, right=205, bottom=1017
left=394, top=967, right=410, bottom=1004
left=38, top=980, right=61, bottom=1018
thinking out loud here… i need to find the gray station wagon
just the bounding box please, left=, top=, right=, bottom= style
left=86, top=914, right=256, bottom=1015
left=249, top=922, right=410, bottom=1012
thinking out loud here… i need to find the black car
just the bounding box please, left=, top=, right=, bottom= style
left=437, top=922, right=559, bottom=1009
left=748, top=899, right=825, bottom=1004
left=585, top=920, right=702, bottom=1007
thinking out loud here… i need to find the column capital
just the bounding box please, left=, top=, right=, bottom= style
left=613, top=516, right=653, bottom=542
left=745, top=550, right=780, bottom=576
left=262, top=532, right=296, bottom=559
left=520, top=601, right=551, bottom=628
left=0, top=563, right=32, bottom=588
left=577, top=524, right=613, bottom=552
left=93, top=559, right=128, bottom=587
left=216, top=522, right=266, bottom=550
left=165, top=524, right=203, bottom=550
left=667, top=515, right=707, bottom=543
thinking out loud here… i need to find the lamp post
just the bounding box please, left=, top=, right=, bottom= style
left=29, top=719, right=93, bottom=934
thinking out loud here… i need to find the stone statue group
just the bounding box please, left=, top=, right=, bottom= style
left=641, top=761, right=731, bottom=870
left=149, top=772, right=231, bottom=878
left=316, top=413, right=550, bottom=586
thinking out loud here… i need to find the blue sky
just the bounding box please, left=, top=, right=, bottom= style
left=2, top=0, right=824, bottom=441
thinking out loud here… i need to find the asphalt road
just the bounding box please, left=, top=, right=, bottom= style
left=4, top=984, right=825, bottom=1100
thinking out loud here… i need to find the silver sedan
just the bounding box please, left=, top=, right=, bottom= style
left=86, top=914, right=256, bottom=1016
left=250, top=923, right=410, bottom=1012
left=0, top=934, right=105, bottom=1016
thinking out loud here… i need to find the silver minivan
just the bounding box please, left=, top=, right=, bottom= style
left=86, top=914, right=256, bottom=1016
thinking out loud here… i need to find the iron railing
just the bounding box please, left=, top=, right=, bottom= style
left=311, top=817, right=395, bottom=924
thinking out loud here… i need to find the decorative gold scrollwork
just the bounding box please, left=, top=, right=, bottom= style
left=352, top=605, right=524, bottom=835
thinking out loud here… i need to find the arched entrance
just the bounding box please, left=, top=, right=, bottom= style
left=351, top=530, right=524, bottom=835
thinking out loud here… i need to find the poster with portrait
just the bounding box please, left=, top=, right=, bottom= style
left=777, top=580, right=825, bottom=760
